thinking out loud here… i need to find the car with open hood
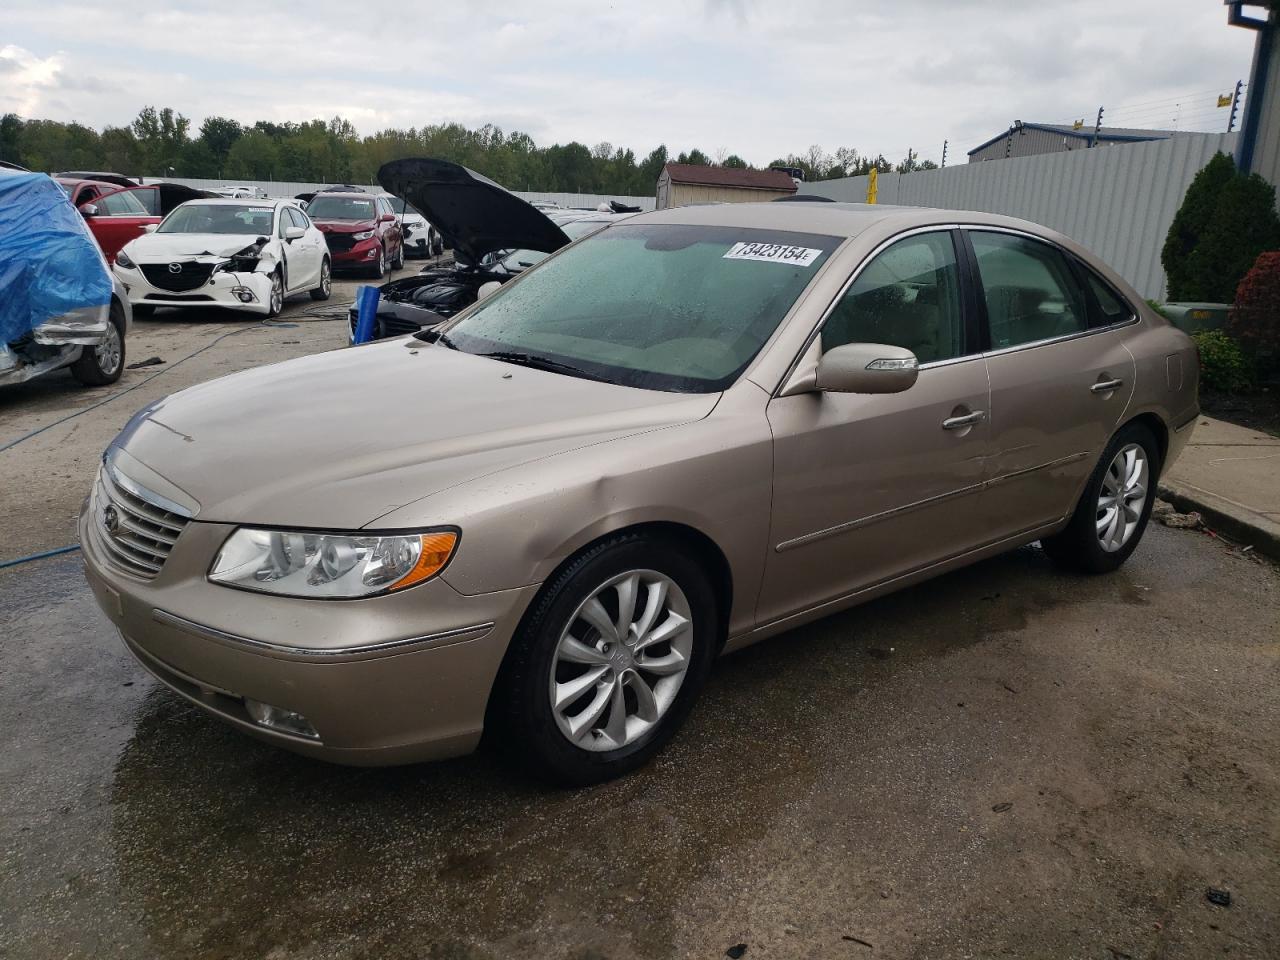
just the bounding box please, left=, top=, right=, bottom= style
left=2, top=169, right=131, bottom=388
left=111, top=198, right=331, bottom=317
left=350, top=160, right=637, bottom=340
left=306, top=190, right=405, bottom=278
left=81, top=198, right=1199, bottom=785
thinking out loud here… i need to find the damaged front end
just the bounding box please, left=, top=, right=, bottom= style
left=212, top=236, right=273, bottom=305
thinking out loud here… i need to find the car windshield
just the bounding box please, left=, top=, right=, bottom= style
left=495, top=219, right=615, bottom=271
left=446, top=223, right=838, bottom=393
left=306, top=196, right=376, bottom=220
left=157, top=203, right=275, bottom=235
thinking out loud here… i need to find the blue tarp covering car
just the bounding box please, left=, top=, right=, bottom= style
left=1, top=168, right=127, bottom=387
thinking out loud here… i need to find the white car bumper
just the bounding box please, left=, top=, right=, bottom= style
left=113, top=262, right=276, bottom=315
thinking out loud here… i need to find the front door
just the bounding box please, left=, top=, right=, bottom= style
left=758, top=229, right=994, bottom=626
left=964, top=229, right=1136, bottom=540
left=89, top=188, right=158, bottom=263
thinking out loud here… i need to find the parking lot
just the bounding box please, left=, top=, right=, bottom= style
left=1, top=291, right=1277, bottom=958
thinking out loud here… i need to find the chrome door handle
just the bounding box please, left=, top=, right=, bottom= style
left=1091, top=378, right=1124, bottom=393
left=942, top=410, right=986, bottom=430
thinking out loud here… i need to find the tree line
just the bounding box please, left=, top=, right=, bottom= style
left=0, top=106, right=935, bottom=195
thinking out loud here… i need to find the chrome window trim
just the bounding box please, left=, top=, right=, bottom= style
left=773, top=223, right=967, bottom=396
left=152, top=608, right=494, bottom=659
left=960, top=224, right=1139, bottom=355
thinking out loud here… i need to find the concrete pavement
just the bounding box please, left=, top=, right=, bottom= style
left=1162, top=415, right=1280, bottom=559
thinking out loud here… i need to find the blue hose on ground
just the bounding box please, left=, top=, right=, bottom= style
left=0, top=544, right=80, bottom=570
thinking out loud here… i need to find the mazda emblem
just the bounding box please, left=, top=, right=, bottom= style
left=168, top=262, right=183, bottom=274
left=103, top=504, right=121, bottom=537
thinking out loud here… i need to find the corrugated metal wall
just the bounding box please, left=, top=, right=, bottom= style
left=1248, top=23, right=1280, bottom=189
left=137, top=176, right=655, bottom=211
left=800, top=132, right=1239, bottom=299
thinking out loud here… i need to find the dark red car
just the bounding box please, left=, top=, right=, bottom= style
left=55, top=177, right=214, bottom=265
left=305, top=191, right=404, bottom=277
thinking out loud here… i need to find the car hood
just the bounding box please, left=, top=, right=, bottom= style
left=311, top=219, right=376, bottom=234
left=378, top=157, right=570, bottom=264
left=112, top=340, right=718, bottom=529
left=124, top=233, right=269, bottom=260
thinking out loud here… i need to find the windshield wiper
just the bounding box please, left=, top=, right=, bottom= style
left=414, top=327, right=458, bottom=348
left=479, top=351, right=603, bottom=381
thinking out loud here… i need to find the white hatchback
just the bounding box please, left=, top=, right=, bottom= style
left=112, top=199, right=331, bottom=317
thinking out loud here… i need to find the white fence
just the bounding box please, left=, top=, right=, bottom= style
left=139, top=176, right=655, bottom=212
left=798, top=132, right=1240, bottom=300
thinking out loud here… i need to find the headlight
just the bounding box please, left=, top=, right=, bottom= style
left=352, top=230, right=375, bottom=241
left=209, top=528, right=457, bottom=599
left=115, top=250, right=136, bottom=269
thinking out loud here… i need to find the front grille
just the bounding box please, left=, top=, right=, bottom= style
left=140, top=261, right=216, bottom=292
left=92, top=463, right=191, bottom=579
left=324, top=233, right=356, bottom=253
left=145, top=293, right=213, bottom=301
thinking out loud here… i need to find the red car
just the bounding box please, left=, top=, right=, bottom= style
left=55, top=177, right=215, bottom=265
left=305, top=191, right=404, bottom=277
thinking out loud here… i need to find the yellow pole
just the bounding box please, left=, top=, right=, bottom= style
left=867, top=167, right=878, bottom=204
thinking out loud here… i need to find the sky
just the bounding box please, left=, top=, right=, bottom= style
left=0, top=0, right=1260, bottom=167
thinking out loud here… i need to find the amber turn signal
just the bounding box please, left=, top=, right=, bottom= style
left=390, top=531, right=458, bottom=591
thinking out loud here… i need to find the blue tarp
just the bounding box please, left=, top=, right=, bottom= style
left=0, top=170, right=112, bottom=344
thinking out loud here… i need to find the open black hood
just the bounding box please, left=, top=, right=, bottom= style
left=153, top=182, right=218, bottom=215
left=377, top=158, right=570, bottom=264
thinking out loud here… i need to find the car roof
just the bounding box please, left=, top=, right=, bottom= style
left=172, top=197, right=286, bottom=206
left=55, top=176, right=130, bottom=190
left=633, top=201, right=1055, bottom=240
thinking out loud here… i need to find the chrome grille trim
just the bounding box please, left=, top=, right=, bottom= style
left=92, top=462, right=191, bottom=579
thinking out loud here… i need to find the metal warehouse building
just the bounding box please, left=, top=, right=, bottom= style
left=967, top=122, right=1178, bottom=162
left=656, top=163, right=797, bottom=208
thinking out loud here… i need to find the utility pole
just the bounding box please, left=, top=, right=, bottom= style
left=1227, top=79, right=1244, bottom=132
left=1089, top=106, right=1104, bottom=148
left=941, top=139, right=948, bottom=168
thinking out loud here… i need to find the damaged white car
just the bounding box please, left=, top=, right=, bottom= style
left=112, top=199, right=331, bottom=317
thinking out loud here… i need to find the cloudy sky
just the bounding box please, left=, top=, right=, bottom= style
left=0, top=0, right=1259, bottom=166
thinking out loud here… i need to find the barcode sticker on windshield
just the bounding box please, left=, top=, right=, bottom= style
left=723, top=242, right=822, bottom=266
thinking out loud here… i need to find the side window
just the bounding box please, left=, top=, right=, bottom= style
left=277, top=208, right=289, bottom=238
left=98, top=190, right=149, bottom=216
left=1078, top=265, right=1135, bottom=327
left=78, top=186, right=100, bottom=205
left=821, top=231, right=965, bottom=364
left=133, top=187, right=160, bottom=216
left=287, top=207, right=309, bottom=229
left=969, top=232, right=1089, bottom=349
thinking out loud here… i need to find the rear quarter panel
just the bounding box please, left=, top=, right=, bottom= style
left=1120, top=303, right=1200, bottom=471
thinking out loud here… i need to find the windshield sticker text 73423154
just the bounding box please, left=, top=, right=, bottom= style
left=722, top=242, right=823, bottom=267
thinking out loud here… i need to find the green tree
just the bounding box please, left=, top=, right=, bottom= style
left=224, top=130, right=278, bottom=179
left=132, top=106, right=190, bottom=174
left=197, top=116, right=243, bottom=173
left=1162, top=152, right=1236, bottom=300
left=722, top=154, right=748, bottom=168
left=676, top=148, right=709, bottom=165
left=0, top=113, right=22, bottom=167
left=1183, top=171, right=1280, bottom=303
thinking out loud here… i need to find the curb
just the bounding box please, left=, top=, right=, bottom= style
left=1158, top=477, right=1280, bottom=562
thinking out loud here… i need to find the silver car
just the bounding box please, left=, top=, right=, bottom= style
left=81, top=192, right=1198, bottom=784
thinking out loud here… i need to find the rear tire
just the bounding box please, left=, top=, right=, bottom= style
left=70, top=302, right=126, bottom=386
left=494, top=534, right=718, bottom=786
left=310, top=258, right=332, bottom=301
left=1040, top=421, right=1161, bottom=574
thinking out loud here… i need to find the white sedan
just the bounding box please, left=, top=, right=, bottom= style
left=112, top=199, right=331, bottom=317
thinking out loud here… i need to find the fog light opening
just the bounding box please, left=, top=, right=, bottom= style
left=243, top=698, right=320, bottom=740
left=232, top=286, right=257, bottom=303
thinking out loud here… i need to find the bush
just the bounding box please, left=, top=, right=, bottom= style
left=1227, top=251, right=1280, bottom=376
left=1192, top=330, right=1253, bottom=393
left=1162, top=152, right=1280, bottom=302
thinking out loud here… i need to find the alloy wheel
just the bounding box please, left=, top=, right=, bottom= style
left=94, top=322, right=122, bottom=375
left=1096, top=442, right=1148, bottom=552
left=270, top=274, right=284, bottom=314
left=549, top=570, right=693, bottom=752
left=320, top=261, right=331, bottom=296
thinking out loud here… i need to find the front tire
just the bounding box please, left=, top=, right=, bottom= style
left=70, top=302, right=126, bottom=386
left=368, top=244, right=386, bottom=279
left=391, top=239, right=404, bottom=270
left=265, top=269, right=284, bottom=318
left=1040, top=422, right=1160, bottom=574
left=495, top=534, right=718, bottom=786
left=309, top=258, right=332, bottom=301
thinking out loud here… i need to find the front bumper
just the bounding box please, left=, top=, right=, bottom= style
left=325, top=236, right=381, bottom=268
left=113, top=264, right=275, bottom=315
left=79, top=500, right=538, bottom=765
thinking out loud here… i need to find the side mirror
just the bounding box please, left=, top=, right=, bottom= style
left=815, top=343, right=919, bottom=394
left=80, top=202, right=99, bottom=217
left=142, top=223, right=159, bottom=233
left=476, top=281, right=502, bottom=302
left=284, top=226, right=306, bottom=241
left=381, top=213, right=397, bottom=223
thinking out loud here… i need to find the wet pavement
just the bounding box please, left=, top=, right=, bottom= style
left=2, top=525, right=1277, bottom=959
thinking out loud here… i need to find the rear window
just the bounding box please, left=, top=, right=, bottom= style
left=306, top=195, right=376, bottom=220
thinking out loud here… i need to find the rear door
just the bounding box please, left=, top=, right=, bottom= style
left=759, top=229, right=994, bottom=625
left=964, top=228, right=1136, bottom=541
left=88, top=188, right=159, bottom=263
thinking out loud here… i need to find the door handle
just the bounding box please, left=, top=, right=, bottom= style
left=1091, top=378, right=1124, bottom=393
left=942, top=410, right=986, bottom=430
